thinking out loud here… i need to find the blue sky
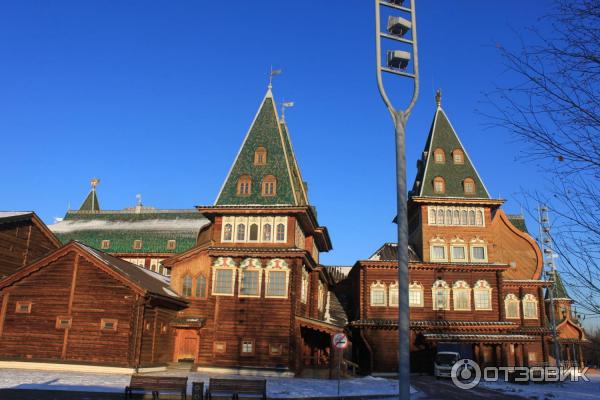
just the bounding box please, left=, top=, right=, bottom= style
left=0, top=1, right=554, bottom=265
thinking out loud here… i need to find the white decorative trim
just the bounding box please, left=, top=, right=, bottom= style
left=212, top=257, right=237, bottom=296
left=238, top=258, right=263, bottom=298
left=432, top=280, right=450, bottom=310
left=522, top=294, right=538, bottom=319
left=452, top=280, right=471, bottom=311
left=473, top=280, right=493, bottom=311
left=409, top=281, right=424, bottom=307
left=505, top=293, right=520, bottom=319
left=370, top=281, right=387, bottom=307
left=265, top=258, right=289, bottom=299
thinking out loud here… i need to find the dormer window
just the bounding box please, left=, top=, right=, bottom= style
left=133, top=240, right=142, bottom=250
left=254, top=147, right=267, bottom=165
left=262, top=175, right=277, bottom=196
left=237, top=175, right=252, bottom=196
left=166, top=240, right=176, bottom=250
left=433, top=148, right=445, bottom=164
left=452, top=149, right=464, bottom=164
left=101, top=240, right=110, bottom=249
left=433, top=176, right=445, bottom=194
left=463, top=178, right=475, bottom=194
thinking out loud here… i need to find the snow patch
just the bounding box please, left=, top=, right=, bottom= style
left=49, top=218, right=209, bottom=233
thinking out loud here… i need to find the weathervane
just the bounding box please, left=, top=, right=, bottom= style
left=268, top=66, right=282, bottom=89
left=90, top=178, right=100, bottom=189
left=435, top=88, right=442, bottom=107
left=281, top=101, right=294, bottom=122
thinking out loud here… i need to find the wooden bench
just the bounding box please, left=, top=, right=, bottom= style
left=207, top=378, right=266, bottom=400
left=125, top=375, right=189, bottom=400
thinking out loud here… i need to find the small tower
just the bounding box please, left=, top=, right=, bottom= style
left=78, top=178, right=101, bottom=212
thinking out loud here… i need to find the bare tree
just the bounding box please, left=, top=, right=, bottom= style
left=484, top=0, right=600, bottom=315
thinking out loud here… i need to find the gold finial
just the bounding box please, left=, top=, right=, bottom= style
left=435, top=89, right=442, bottom=107
left=90, top=178, right=100, bottom=189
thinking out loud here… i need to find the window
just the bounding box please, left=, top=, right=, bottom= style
left=276, top=223, right=286, bottom=242
left=262, top=175, right=277, bottom=196
left=470, top=238, right=488, bottom=262
left=101, top=318, right=118, bottom=331
left=474, top=280, right=492, bottom=310
left=523, top=294, right=538, bottom=319
left=223, top=223, right=233, bottom=241
left=432, top=280, right=450, bottom=310
left=56, top=317, right=72, bottom=329
left=301, top=269, right=309, bottom=304
left=452, top=149, right=464, bottom=164
left=370, top=281, right=387, bottom=306
left=409, top=282, right=424, bottom=307
left=269, top=344, right=283, bottom=356
left=468, top=210, right=476, bottom=225
left=101, top=240, right=110, bottom=249
left=505, top=294, right=520, bottom=319
left=254, top=146, right=267, bottom=165
left=237, top=175, right=252, bottom=196
left=248, top=224, right=259, bottom=241
left=239, top=258, right=262, bottom=297
left=433, top=176, right=445, bottom=194
left=453, top=210, right=460, bottom=225
left=212, top=257, right=237, bottom=296
left=182, top=275, right=193, bottom=297
left=195, top=275, right=207, bottom=298
left=476, top=210, right=484, bottom=226
left=133, top=240, right=142, bottom=250
left=167, top=240, right=176, bottom=250
left=241, top=339, right=254, bottom=355
left=434, top=148, right=446, bottom=163
left=430, top=237, right=447, bottom=261
left=214, top=341, right=227, bottom=353
left=437, top=209, right=444, bottom=224
left=236, top=223, right=246, bottom=241
left=450, top=238, right=467, bottom=262
left=263, top=223, right=272, bottom=242
left=460, top=210, right=467, bottom=225
left=463, top=178, right=475, bottom=195
left=389, top=282, right=399, bottom=307
left=265, top=259, right=289, bottom=298
left=453, top=281, right=471, bottom=311
left=428, top=207, right=436, bottom=225
left=446, top=210, right=452, bottom=225
left=15, top=301, right=32, bottom=314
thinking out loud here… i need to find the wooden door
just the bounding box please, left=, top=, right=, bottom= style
left=174, top=329, right=199, bottom=362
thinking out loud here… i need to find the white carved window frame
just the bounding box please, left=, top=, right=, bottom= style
left=265, top=258, right=290, bottom=299
left=522, top=293, right=538, bottom=319
left=429, top=237, right=448, bottom=262
left=409, top=281, right=424, bottom=307
left=211, top=257, right=237, bottom=296
left=389, top=281, right=399, bottom=307
left=452, top=280, right=471, bottom=311
left=431, top=280, right=450, bottom=311
left=370, top=281, right=387, bottom=307
left=238, top=258, right=263, bottom=298
left=450, top=237, right=468, bottom=263
left=473, top=280, right=493, bottom=310
left=470, top=237, right=488, bottom=262
left=505, top=293, right=521, bottom=319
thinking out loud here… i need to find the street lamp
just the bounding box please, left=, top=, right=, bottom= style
left=375, top=0, right=419, bottom=398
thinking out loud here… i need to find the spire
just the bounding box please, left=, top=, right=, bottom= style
left=410, top=96, right=491, bottom=199
left=79, top=178, right=101, bottom=212
left=215, top=88, right=308, bottom=206
left=546, top=270, right=572, bottom=301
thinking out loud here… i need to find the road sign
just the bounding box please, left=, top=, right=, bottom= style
left=332, top=333, right=348, bottom=350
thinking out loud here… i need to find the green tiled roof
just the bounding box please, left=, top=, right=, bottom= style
left=215, top=89, right=307, bottom=206
left=507, top=214, right=528, bottom=233
left=546, top=270, right=571, bottom=300
left=411, top=106, right=490, bottom=199
left=50, top=209, right=208, bottom=254
left=79, top=189, right=100, bottom=212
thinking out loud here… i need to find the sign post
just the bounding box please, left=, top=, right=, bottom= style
left=332, top=333, right=349, bottom=398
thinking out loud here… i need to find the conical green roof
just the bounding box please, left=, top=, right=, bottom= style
left=546, top=270, right=571, bottom=300
left=79, top=189, right=100, bottom=212
left=411, top=106, right=490, bottom=199
left=215, top=89, right=308, bottom=206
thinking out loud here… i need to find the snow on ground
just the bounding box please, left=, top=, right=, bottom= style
left=479, top=372, right=600, bottom=400
left=0, top=369, right=416, bottom=397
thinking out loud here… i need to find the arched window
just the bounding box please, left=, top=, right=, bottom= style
left=182, top=275, right=193, bottom=297
left=236, top=223, right=246, bottom=241
left=476, top=210, right=484, bottom=226
left=223, top=223, right=233, bottom=241
left=437, top=209, right=444, bottom=224
left=263, top=223, right=272, bottom=242
left=430, top=237, right=447, bottom=261
left=453, top=210, right=460, bottom=225
left=450, top=237, right=467, bottom=262
left=262, top=175, right=277, bottom=196
left=195, top=275, right=207, bottom=298
left=433, top=176, right=445, bottom=194
left=249, top=223, right=259, bottom=241
left=237, top=175, right=251, bottom=196
left=446, top=210, right=452, bottom=225
left=463, top=178, right=475, bottom=194
left=505, top=294, right=520, bottom=319
left=434, top=148, right=446, bottom=164
left=409, top=282, right=424, bottom=307
left=460, top=210, right=467, bottom=225
left=389, top=282, right=399, bottom=307
left=473, top=280, right=492, bottom=310
left=452, top=149, right=464, bottom=164
left=265, top=259, right=289, bottom=298
left=239, top=258, right=262, bottom=297
left=468, top=210, right=476, bottom=225
left=254, top=146, right=267, bottom=165
left=276, top=223, right=286, bottom=242
left=522, top=294, right=538, bottom=319
left=470, top=238, right=488, bottom=262
left=370, top=281, right=386, bottom=306
left=453, top=281, right=471, bottom=311
left=428, top=207, right=437, bottom=225
left=432, top=280, right=450, bottom=310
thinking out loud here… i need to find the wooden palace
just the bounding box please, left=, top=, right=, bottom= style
left=0, top=87, right=586, bottom=375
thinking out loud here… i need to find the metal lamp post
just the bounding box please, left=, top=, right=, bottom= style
left=375, top=0, right=419, bottom=398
